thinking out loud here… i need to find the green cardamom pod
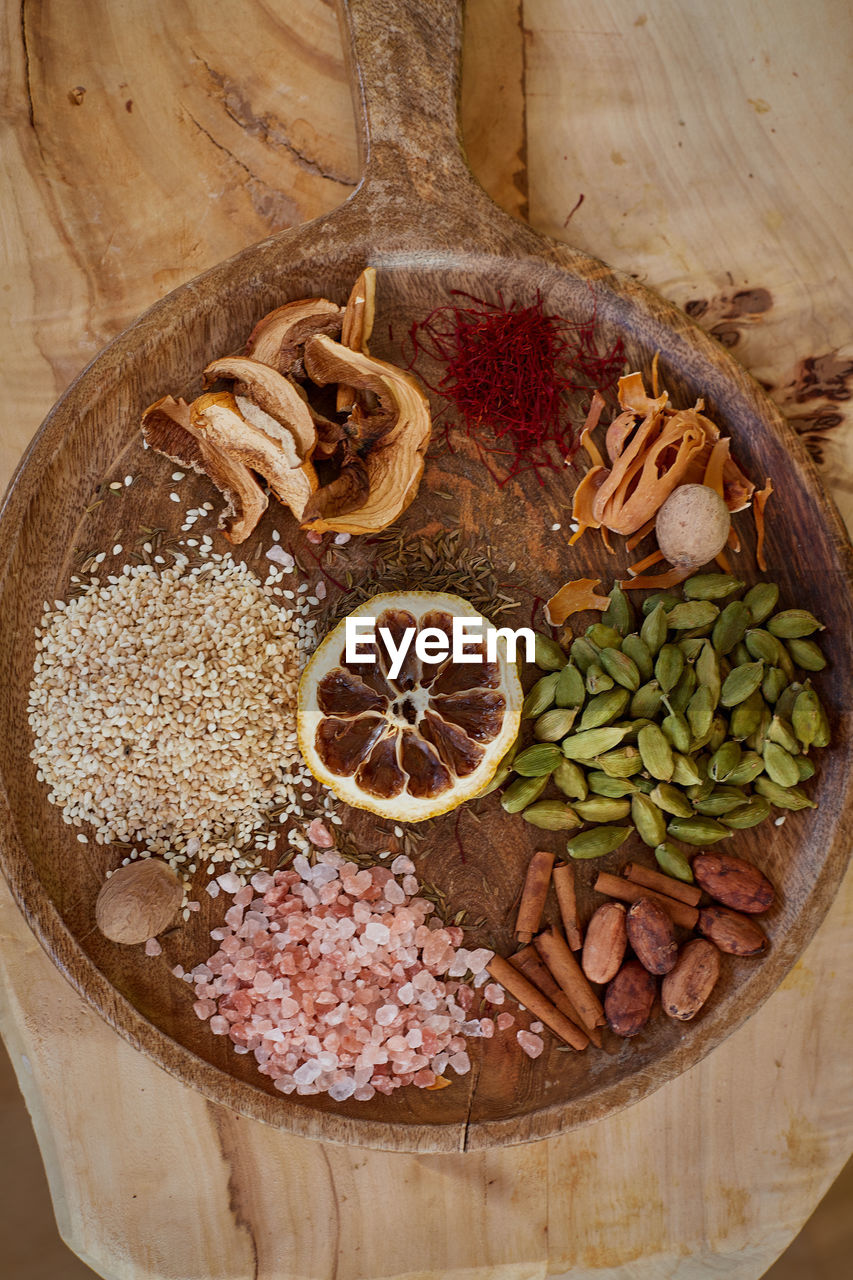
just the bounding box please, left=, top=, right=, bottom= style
left=585, top=662, right=615, bottom=695
left=796, top=756, right=816, bottom=782
left=553, top=757, right=589, bottom=801
left=574, top=796, right=632, bottom=822
left=792, top=688, right=830, bottom=750
left=744, top=581, right=779, bottom=625
left=722, top=795, right=773, bottom=829
left=687, top=684, right=716, bottom=740
left=775, top=681, right=804, bottom=723
left=708, top=716, right=728, bottom=752
left=745, top=704, right=773, bottom=755
left=586, top=622, right=624, bottom=650
left=683, top=573, right=746, bottom=601
left=477, top=742, right=519, bottom=796
left=694, top=786, right=749, bottom=816
left=579, top=687, right=630, bottom=731
left=753, top=776, right=817, bottom=810
left=678, top=637, right=706, bottom=663
left=650, top=782, right=695, bottom=818
left=720, top=661, right=765, bottom=707
left=534, top=707, right=579, bottom=741
left=595, top=745, right=643, bottom=778
left=500, top=775, right=549, bottom=813
left=567, top=825, right=633, bottom=860
left=640, top=602, right=669, bottom=655
left=695, top=640, right=722, bottom=704
left=654, top=841, right=695, bottom=882
left=763, top=741, right=800, bottom=788
left=522, top=671, right=560, bottom=718
left=638, top=723, right=675, bottom=781
left=662, top=710, right=692, bottom=754
left=631, top=680, right=664, bottom=720
left=599, top=646, right=642, bottom=692
left=672, top=752, right=703, bottom=787
left=729, top=688, right=765, bottom=740
left=521, top=800, right=582, bottom=831
left=513, top=743, right=564, bottom=776
left=655, top=643, right=685, bottom=694
left=615, top=717, right=654, bottom=742
left=602, top=584, right=635, bottom=637
left=725, top=750, right=765, bottom=786
left=762, top=666, right=788, bottom=705
left=555, top=661, right=586, bottom=708
left=766, top=715, right=800, bottom=755
left=570, top=635, right=600, bottom=674
left=621, top=633, right=654, bottom=682
left=642, top=592, right=680, bottom=617
left=785, top=637, right=827, bottom=672
left=767, top=609, right=825, bottom=639
left=666, top=600, right=721, bottom=630
left=745, top=628, right=785, bottom=666
left=709, top=740, right=742, bottom=781
left=669, top=666, right=698, bottom=715
left=667, top=816, right=733, bottom=846
left=732, top=641, right=753, bottom=668
left=587, top=770, right=637, bottom=798
left=533, top=632, right=567, bottom=671
left=631, top=792, right=669, bottom=846
left=712, top=600, right=752, bottom=655
left=562, top=725, right=628, bottom=761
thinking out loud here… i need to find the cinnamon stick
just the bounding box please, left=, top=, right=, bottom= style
left=552, top=862, right=583, bottom=950
left=594, top=871, right=699, bottom=929
left=623, top=862, right=702, bottom=908
left=486, top=955, right=588, bottom=1051
left=534, top=927, right=606, bottom=1031
left=510, top=946, right=598, bottom=1048
left=515, top=850, right=555, bottom=943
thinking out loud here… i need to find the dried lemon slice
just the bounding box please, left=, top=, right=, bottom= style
left=298, top=591, right=523, bottom=821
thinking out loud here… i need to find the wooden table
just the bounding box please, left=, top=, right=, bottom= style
left=1, top=1, right=851, bottom=1276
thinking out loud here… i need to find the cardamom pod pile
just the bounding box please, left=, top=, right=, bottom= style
left=490, top=573, right=830, bottom=878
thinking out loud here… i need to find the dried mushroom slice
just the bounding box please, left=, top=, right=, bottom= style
left=337, top=266, right=376, bottom=414
left=141, top=395, right=267, bottom=544
left=297, top=591, right=523, bottom=821
left=301, top=335, right=431, bottom=535
left=191, top=391, right=318, bottom=522
left=203, top=355, right=316, bottom=458
left=244, top=297, right=343, bottom=378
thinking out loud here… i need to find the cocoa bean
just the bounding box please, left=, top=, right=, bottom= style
left=661, top=939, right=721, bottom=1020
left=626, top=897, right=678, bottom=974
left=604, top=959, right=657, bottom=1037
left=698, top=906, right=768, bottom=956
left=692, top=852, right=775, bottom=914
left=581, top=902, right=628, bottom=984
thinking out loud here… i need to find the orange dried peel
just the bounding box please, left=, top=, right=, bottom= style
left=545, top=578, right=611, bottom=626
left=754, top=478, right=774, bottom=571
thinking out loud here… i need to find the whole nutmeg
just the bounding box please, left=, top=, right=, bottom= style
left=655, top=484, right=732, bottom=569
left=95, top=859, right=183, bottom=944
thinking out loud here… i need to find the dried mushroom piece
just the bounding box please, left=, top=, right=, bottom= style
left=141, top=395, right=267, bottom=544
left=190, top=391, right=318, bottom=521
left=244, top=297, right=343, bottom=378
left=337, top=266, right=376, bottom=414
left=301, top=335, right=431, bottom=534
left=203, top=356, right=317, bottom=458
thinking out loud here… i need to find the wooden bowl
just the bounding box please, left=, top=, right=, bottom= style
left=1, top=0, right=851, bottom=1152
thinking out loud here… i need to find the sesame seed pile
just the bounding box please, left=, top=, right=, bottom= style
left=28, top=552, right=318, bottom=882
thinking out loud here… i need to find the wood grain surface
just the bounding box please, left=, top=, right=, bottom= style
left=1, top=0, right=851, bottom=1275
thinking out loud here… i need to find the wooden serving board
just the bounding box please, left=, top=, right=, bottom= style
left=0, top=0, right=851, bottom=1158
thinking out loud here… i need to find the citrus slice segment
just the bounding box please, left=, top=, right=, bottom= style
left=298, top=591, right=523, bottom=821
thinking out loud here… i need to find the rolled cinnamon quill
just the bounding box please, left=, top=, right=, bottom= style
left=510, top=946, right=597, bottom=1048
left=515, top=850, right=555, bottom=943
left=552, top=862, right=583, bottom=950
left=623, top=861, right=702, bottom=908
left=487, top=956, right=588, bottom=1051
left=594, top=872, right=699, bottom=930
left=534, top=926, right=606, bottom=1032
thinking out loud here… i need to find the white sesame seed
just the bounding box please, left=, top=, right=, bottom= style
left=551, top=523, right=561, bottom=531
left=171, top=471, right=185, bottom=481
left=109, top=482, right=122, bottom=491
left=169, top=493, right=180, bottom=503
left=112, top=544, right=123, bottom=556
left=76, top=833, right=88, bottom=843
left=124, top=475, right=133, bottom=487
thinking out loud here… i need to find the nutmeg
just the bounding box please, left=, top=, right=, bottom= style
left=95, top=859, right=183, bottom=944
left=655, top=484, right=731, bottom=570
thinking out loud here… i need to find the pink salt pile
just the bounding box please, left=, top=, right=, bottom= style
left=187, top=852, right=495, bottom=1101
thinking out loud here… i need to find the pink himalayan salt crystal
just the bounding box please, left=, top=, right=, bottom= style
left=496, top=1012, right=515, bottom=1031
left=306, top=819, right=334, bottom=848
left=144, top=937, right=162, bottom=957
left=306, top=530, right=324, bottom=544
left=484, top=983, right=505, bottom=1005
left=189, top=853, right=486, bottom=1102
left=530, top=1021, right=544, bottom=1034
left=517, top=1030, right=545, bottom=1059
